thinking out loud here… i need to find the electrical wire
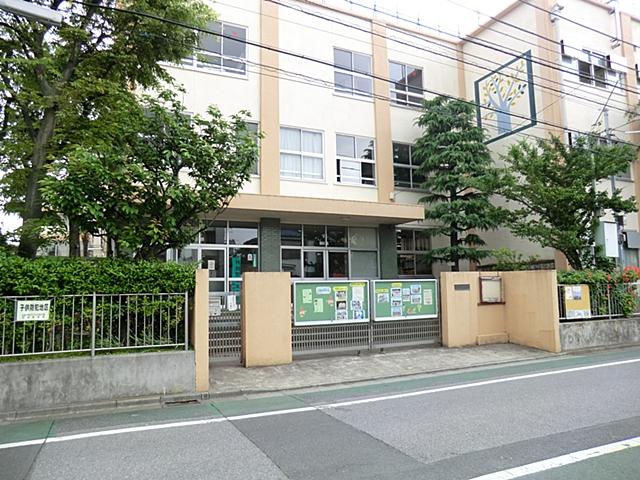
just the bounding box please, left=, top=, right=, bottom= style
left=516, top=0, right=640, bottom=50
left=68, top=0, right=640, bottom=148
left=272, top=0, right=634, bottom=116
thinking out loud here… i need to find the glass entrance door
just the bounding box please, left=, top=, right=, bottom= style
left=201, top=248, right=225, bottom=293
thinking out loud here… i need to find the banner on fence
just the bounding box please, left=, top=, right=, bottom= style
left=15, top=300, right=51, bottom=322
left=293, top=281, right=369, bottom=325
left=373, top=279, right=438, bottom=321
left=564, top=284, right=592, bottom=319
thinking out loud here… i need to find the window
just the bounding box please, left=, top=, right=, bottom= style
left=397, top=228, right=431, bottom=276
left=389, top=61, right=423, bottom=106
left=281, top=225, right=378, bottom=279
left=183, top=21, right=247, bottom=75
left=564, top=49, right=625, bottom=90
left=393, top=143, right=425, bottom=190
left=173, top=221, right=258, bottom=295
left=336, top=135, right=375, bottom=185
left=334, top=48, right=373, bottom=97
left=280, top=127, right=324, bottom=180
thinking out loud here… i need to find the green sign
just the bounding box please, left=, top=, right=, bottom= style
left=293, top=281, right=369, bottom=325
left=372, top=280, right=438, bottom=321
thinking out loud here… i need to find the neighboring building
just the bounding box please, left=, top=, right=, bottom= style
left=161, top=0, right=640, bottom=296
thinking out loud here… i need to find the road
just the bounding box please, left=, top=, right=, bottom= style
left=2, top=346, right=640, bottom=480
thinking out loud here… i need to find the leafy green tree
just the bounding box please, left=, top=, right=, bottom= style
left=499, top=135, right=637, bottom=270
left=41, top=92, right=259, bottom=259
left=0, top=0, right=213, bottom=257
left=413, top=96, right=504, bottom=271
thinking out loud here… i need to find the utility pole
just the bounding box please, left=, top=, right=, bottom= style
left=604, top=108, right=625, bottom=267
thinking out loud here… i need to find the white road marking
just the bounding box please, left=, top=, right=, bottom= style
left=469, top=435, right=640, bottom=479
left=1, top=357, right=639, bottom=450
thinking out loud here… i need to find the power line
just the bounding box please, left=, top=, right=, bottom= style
left=219, top=0, right=631, bottom=115
left=274, top=0, right=634, bottom=115
left=70, top=0, right=640, bottom=148
left=516, top=0, right=640, bottom=51
left=445, top=0, right=636, bottom=75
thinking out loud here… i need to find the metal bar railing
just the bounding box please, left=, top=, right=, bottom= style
left=557, top=283, right=640, bottom=322
left=0, top=292, right=189, bottom=358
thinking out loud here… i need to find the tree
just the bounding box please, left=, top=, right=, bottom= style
left=41, top=92, right=259, bottom=259
left=413, top=96, right=504, bottom=272
left=499, top=135, right=637, bottom=270
left=0, top=0, right=213, bottom=257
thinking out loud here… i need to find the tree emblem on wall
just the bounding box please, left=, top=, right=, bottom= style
left=474, top=50, right=536, bottom=143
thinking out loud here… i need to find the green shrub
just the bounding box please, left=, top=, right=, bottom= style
left=557, top=267, right=640, bottom=317
left=0, top=255, right=196, bottom=295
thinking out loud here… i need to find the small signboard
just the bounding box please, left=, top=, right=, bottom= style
left=15, top=300, right=51, bottom=322
left=564, top=284, right=592, bottom=319
left=293, top=280, right=369, bottom=325
left=372, top=279, right=438, bottom=321
left=480, top=276, right=503, bottom=304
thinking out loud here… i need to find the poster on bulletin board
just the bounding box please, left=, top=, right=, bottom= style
left=372, top=279, right=438, bottom=322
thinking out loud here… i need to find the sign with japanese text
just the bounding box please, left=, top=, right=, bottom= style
left=15, top=300, right=51, bottom=322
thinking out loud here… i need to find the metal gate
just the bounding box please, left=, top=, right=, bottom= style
left=209, top=294, right=241, bottom=364
left=292, top=317, right=440, bottom=357
left=209, top=283, right=441, bottom=361
left=292, top=279, right=441, bottom=357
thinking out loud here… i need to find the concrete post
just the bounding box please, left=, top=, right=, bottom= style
left=241, top=271, right=292, bottom=367
left=259, top=217, right=281, bottom=272
left=378, top=224, right=398, bottom=279
left=192, top=269, right=209, bottom=392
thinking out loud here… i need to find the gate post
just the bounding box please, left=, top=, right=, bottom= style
left=193, top=269, right=209, bottom=392
left=242, top=272, right=292, bottom=367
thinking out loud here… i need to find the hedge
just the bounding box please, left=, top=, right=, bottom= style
left=557, top=267, right=640, bottom=317
left=0, top=255, right=196, bottom=296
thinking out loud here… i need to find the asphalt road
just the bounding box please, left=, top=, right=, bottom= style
left=2, top=346, right=640, bottom=480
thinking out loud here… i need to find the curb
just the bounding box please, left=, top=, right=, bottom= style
left=208, top=352, right=564, bottom=399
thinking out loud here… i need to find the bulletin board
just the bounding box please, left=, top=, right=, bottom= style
left=372, top=280, right=438, bottom=322
left=293, top=280, right=370, bottom=325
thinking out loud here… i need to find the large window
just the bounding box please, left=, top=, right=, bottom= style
left=389, top=61, right=423, bottom=107
left=393, top=143, right=425, bottom=190
left=175, top=221, right=258, bottom=294
left=397, top=228, right=431, bottom=276
left=562, top=49, right=625, bottom=90
left=182, top=21, right=247, bottom=75
left=336, top=135, right=375, bottom=185
left=280, top=127, right=324, bottom=180
left=334, top=48, right=373, bottom=97
left=281, top=225, right=378, bottom=279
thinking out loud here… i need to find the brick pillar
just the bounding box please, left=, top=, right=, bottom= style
left=259, top=217, right=281, bottom=272
left=378, top=224, right=397, bottom=279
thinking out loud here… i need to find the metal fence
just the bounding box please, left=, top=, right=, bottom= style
left=0, top=293, right=188, bottom=357
left=558, top=283, right=640, bottom=322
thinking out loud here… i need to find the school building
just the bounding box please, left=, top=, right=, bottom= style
left=161, top=0, right=640, bottom=297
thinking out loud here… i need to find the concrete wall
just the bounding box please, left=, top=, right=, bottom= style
left=0, top=351, right=195, bottom=415
left=560, top=318, right=640, bottom=351
left=241, top=271, right=292, bottom=367
left=441, top=271, right=561, bottom=353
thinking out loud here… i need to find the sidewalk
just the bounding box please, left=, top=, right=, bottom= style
left=210, top=343, right=556, bottom=396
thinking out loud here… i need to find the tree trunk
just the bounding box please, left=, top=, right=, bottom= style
left=450, top=188, right=459, bottom=272
left=17, top=108, right=57, bottom=258
left=81, top=232, right=90, bottom=257
left=68, top=221, right=80, bottom=257
left=106, top=236, right=113, bottom=258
